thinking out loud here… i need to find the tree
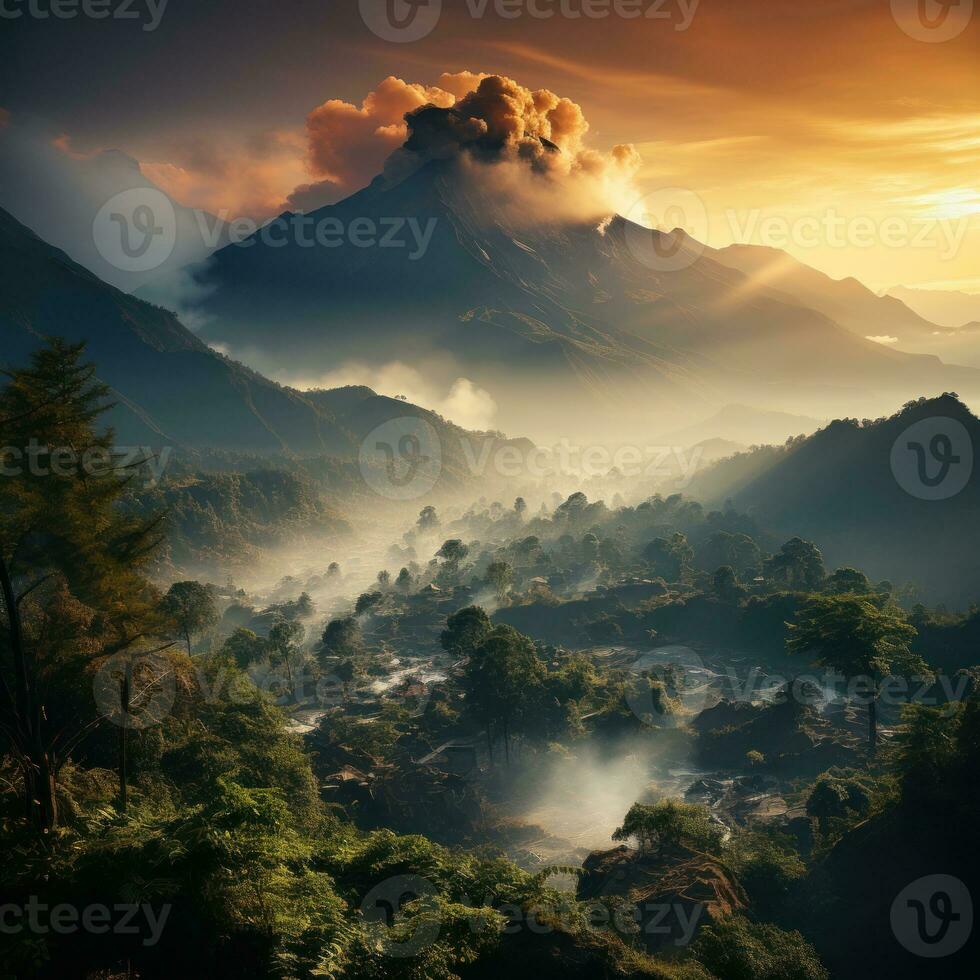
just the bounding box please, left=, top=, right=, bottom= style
left=319, top=616, right=363, bottom=665
left=0, top=339, right=166, bottom=832
left=823, top=567, right=872, bottom=595
left=514, top=496, right=527, bottom=518
left=513, top=535, right=541, bottom=564
left=162, top=580, right=218, bottom=654
left=417, top=505, right=439, bottom=532
left=805, top=776, right=849, bottom=836
left=556, top=492, right=588, bottom=521
left=440, top=606, right=492, bottom=658
left=643, top=532, right=693, bottom=581
left=486, top=560, right=514, bottom=600
left=581, top=532, right=599, bottom=562
left=804, top=771, right=872, bottom=836
left=598, top=537, right=622, bottom=566
left=334, top=658, right=360, bottom=697
left=377, top=569, right=391, bottom=589
left=696, top=531, right=761, bottom=576
left=355, top=591, right=383, bottom=616
left=395, top=567, right=414, bottom=592
left=764, top=538, right=825, bottom=590
left=613, top=799, right=723, bottom=854
left=220, top=628, right=269, bottom=669
left=462, top=625, right=545, bottom=762
left=787, top=594, right=924, bottom=753
left=713, top=565, right=745, bottom=603
left=268, top=616, right=305, bottom=701
left=436, top=539, right=469, bottom=576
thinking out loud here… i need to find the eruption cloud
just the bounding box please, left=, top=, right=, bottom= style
left=296, top=72, right=642, bottom=225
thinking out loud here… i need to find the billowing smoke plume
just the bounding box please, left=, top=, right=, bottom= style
left=296, top=73, right=642, bottom=224
left=293, top=72, right=490, bottom=210
left=383, top=74, right=642, bottom=224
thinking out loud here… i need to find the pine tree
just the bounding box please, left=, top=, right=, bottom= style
left=0, top=339, right=167, bottom=831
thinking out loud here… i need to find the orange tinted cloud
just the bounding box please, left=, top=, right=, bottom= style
left=304, top=75, right=460, bottom=192
left=142, top=129, right=308, bottom=218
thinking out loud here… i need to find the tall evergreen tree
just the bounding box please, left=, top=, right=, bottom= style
left=0, top=340, right=166, bottom=831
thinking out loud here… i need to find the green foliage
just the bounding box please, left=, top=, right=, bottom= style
left=222, top=627, right=270, bottom=668
left=133, top=468, right=346, bottom=567
left=726, top=829, right=805, bottom=920
left=417, top=506, right=439, bottom=532
left=440, top=606, right=493, bottom=658
left=462, top=625, right=546, bottom=758
left=436, top=540, right=469, bottom=585
left=787, top=593, right=924, bottom=752
left=764, top=538, right=825, bottom=591
left=314, top=709, right=408, bottom=764
left=612, top=800, right=723, bottom=855
left=355, top=592, right=384, bottom=616
left=805, top=769, right=874, bottom=838
left=319, top=617, right=363, bottom=665
left=695, top=531, right=761, bottom=577
left=691, top=915, right=829, bottom=980
left=893, top=694, right=980, bottom=816
left=822, top=567, right=872, bottom=595
left=267, top=615, right=306, bottom=697
left=161, top=580, right=219, bottom=653
left=712, top=565, right=745, bottom=603
left=0, top=339, right=166, bottom=831
left=643, top=533, right=693, bottom=581
left=486, top=560, right=514, bottom=599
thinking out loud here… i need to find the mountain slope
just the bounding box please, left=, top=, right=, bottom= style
left=710, top=243, right=940, bottom=344
left=886, top=284, right=980, bottom=329
left=184, top=158, right=980, bottom=441
left=656, top=404, right=825, bottom=448
left=0, top=207, right=350, bottom=454
left=0, top=208, right=536, bottom=484
left=688, top=394, right=980, bottom=604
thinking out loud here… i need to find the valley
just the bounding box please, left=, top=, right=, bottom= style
left=2, top=21, right=978, bottom=978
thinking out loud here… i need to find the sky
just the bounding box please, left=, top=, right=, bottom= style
left=1, top=0, right=978, bottom=292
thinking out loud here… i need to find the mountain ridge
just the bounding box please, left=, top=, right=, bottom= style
left=182, top=156, right=980, bottom=441
left=0, top=207, right=533, bottom=481
left=687, top=393, right=980, bottom=603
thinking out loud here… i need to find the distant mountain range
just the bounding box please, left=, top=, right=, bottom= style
left=177, top=156, right=980, bottom=441
left=656, top=404, right=825, bottom=449
left=0, top=207, right=528, bottom=487
left=885, top=285, right=980, bottom=329
left=0, top=126, right=224, bottom=293
left=710, top=244, right=940, bottom=344
left=688, top=394, right=980, bottom=605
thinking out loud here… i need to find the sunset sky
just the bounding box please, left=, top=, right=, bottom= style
left=1, top=0, right=978, bottom=291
